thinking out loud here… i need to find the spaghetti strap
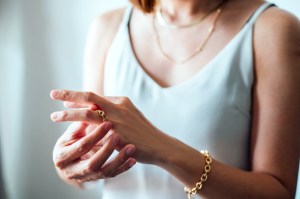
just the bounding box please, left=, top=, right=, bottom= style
left=246, top=2, right=276, bottom=26
left=121, top=4, right=133, bottom=27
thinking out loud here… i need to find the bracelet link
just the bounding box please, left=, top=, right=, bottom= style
left=184, top=150, right=212, bottom=199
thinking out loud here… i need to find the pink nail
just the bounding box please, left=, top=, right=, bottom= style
left=51, top=90, right=60, bottom=98
left=51, top=112, right=62, bottom=120
left=129, top=161, right=136, bottom=168
left=51, top=112, right=58, bottom=120
left=126, top=147, right=135, bottom=156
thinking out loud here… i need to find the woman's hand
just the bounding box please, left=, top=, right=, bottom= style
left=52, top=121, right=136, bottom=184
left=50, top=89, right=172, bottom=165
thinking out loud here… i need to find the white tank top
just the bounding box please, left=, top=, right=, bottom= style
left=102, top=2, right=274, bottom=199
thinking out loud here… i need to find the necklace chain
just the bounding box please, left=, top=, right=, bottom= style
left=153, top=7, right=223, bottom=64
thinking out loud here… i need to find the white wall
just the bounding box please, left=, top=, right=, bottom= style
left=0, top=1, right=126, bottom=199
left=271, top=0, right=300, bottom=18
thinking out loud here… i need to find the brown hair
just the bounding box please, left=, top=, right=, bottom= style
left=130, top=0, right=157, bottom=13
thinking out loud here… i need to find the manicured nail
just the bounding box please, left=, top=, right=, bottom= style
left=51, top=90, right=60, bottom=98
left=104, top=122, right=112, bottom=132
left=129, top=161, right=136, bottom=168
left=51, top=112, right=60, bottom=120
left=126, top=147, right=135, bottom=156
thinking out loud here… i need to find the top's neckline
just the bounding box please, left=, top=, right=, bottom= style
left=124, top=2, right=271, bottom=93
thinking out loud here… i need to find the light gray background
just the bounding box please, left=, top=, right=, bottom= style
left=0, top=0, right=299, bottom=199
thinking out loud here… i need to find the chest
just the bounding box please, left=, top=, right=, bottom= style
left=128, top=6, right=257, bottom=88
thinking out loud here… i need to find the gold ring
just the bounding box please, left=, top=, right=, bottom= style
left=96, top=110, right=107, bottom=122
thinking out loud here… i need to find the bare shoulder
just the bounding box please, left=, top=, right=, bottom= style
left=254, top=7, right=300, bottom=62
left=252, top=6, right=300, bottom=90
left=88, top=7, right=126, bottom=47
left=250, top=7, right=300, bottom=196
left=83, top=7, right=126, bottom=94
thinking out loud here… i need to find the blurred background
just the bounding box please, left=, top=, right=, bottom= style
left=0, top=0, right=299, bottom=199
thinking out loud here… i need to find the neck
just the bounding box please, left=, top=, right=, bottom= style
left=158, top=0, right=225, bottom=23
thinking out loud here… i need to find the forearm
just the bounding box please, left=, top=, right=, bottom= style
left=154, top=137, right=295, bottom=199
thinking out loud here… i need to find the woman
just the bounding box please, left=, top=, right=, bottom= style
left=50, top=0, right=300, bottom=198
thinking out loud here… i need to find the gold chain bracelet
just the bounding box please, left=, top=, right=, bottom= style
left=184, top=150, right=212, bottom=199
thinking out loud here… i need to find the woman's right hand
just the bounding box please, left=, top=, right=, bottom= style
left=52, top=121, right=136, bottom=186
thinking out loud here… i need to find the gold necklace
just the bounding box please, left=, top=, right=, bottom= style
left=153, top=7, right=223, bottom=64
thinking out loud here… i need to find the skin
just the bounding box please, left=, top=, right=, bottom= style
left=51, top=0, right=300, bottom=198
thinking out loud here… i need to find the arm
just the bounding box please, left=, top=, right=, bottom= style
left=155, top=8, right=300, bottom=198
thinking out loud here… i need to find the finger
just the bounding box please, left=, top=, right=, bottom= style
left=71, top=145, right=136, bottom=182
left=64, top=101, right=89, bottom=109
left=57, top=122, right=88, bottom=145
left=50, top=90, right=112, bottom=111
left=99, top=144, right=136, bottom=177
left=76, top=158, right=136, bottom=183
left=86, top=133, right=120, bottom=172
left=64, top=102, right=100, bottom=110
left=51, top=109, right=103, bottom=124
left=110, top=158, right=136, bottom=177
left=66, top=133, right=118, bottom=179
left=94, top=130, right=114, bottom=148
left=53, top=122, right=112, bottom=168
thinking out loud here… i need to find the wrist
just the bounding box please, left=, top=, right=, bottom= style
left=150, top=133, right=207, bottom=188
left=151, top=131, right=199, bottom=168
left=150, top=133, right=179, bottom=166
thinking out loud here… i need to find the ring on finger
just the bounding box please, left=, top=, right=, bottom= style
left=96, top=110, right=107, bottom=122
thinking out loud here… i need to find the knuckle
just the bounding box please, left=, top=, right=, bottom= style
left=60, top=111, right=68, bottom=120
left=119, top=96, right=130, bottom=104
left=82, top=109, right=93, bottom=119
left=83, top=167, right=92, bottom=175
left=84, top=92, right=95, bottom=102
left=61, top=90, right=69, bottom=98
left=108, top=133, right=119, bottom=146
left=118, top=106, right=129, bottom=116
left=84, top=163, right=96, bottom=174
left=78, top=139, right=91, bottom=152
left=53, top=156, right=64, bottom=168
left=91, top=172, right=104, bottom=180
left=118, top=151, right=128, bottom=163
left=64, top=101, right=74, bottom=108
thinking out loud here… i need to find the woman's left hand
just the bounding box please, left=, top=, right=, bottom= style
left=50, top=89, right=171, bottom=165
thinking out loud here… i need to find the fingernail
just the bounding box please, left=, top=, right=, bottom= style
left=129, top=161, right=136, bottom=168
left=126, top=147, right=135, bottom=156
left=51, top=90, right=60, bottom=98
left=104, top=122, right=112, bottom=132
left=51, top=112, right=61, bottom=120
